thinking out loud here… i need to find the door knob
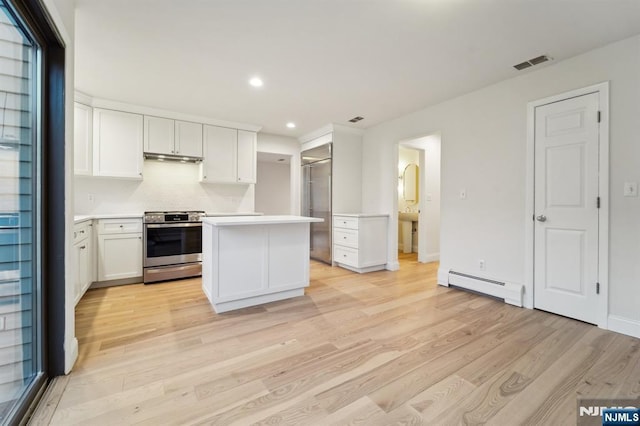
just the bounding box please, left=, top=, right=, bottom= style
left=536, top=215, right=547, bottom=222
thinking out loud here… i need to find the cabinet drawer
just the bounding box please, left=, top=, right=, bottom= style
left=73, top=222, right=91, bottom=244
left=98, top=218, right=142, bottom=234
left=334, top=216, right=358, bottom=230
left=333, top=228, right=358, bottom=249
left=334, top=245, right=359, bottom=267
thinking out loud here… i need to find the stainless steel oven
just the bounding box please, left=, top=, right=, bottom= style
left=143, top=211, right=205, bottom=283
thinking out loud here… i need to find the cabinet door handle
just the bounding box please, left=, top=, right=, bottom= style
left=80, top=245, right=86, bottom=250
left=79, top=230, right=85, bottom=234
left=138, top=236, right=142, bottom=239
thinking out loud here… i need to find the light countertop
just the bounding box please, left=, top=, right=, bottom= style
left=203, top=215, right=323, bottom=226
left=74, top=213, right=143, bottom=223
left=333, top=213, right=390, bottom=218
left=206, top=212, right=263, bottom=217
left=74, top=212, right=262, bottom=224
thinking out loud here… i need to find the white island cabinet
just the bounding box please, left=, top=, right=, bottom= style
left=202, top=215, right=322, bottom=313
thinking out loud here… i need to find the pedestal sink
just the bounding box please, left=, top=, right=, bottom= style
left=399, top=212, right=418, bottom=254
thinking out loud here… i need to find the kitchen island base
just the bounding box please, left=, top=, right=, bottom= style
left=201, top=216, right=322, bottom=313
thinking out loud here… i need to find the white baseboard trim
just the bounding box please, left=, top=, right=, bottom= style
left=608, top=315, right=640, bottom=339
left=437, top=267, right=449, bottom=286
left=424, top=252, right=440, bottom=263
left=64, top=337, right=78, bottom=374
left=386, top=261, right=400, bottom=271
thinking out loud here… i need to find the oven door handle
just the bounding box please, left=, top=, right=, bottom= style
left=145, top=223, right=202, bottom=229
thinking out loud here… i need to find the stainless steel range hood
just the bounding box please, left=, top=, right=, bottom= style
left=143, top=153, right=202, bottom=163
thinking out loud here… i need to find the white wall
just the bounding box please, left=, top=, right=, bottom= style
left=423, top=136, right=441, bottom=261
left=362, top=35, right=640, bottom=336
left=74, top=161, right=254, bottom=214
left=257, top=133, right=301, bottom=215
left=255, top=161, right=291, bottom=214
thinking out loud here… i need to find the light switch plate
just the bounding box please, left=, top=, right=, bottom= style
left=624, top=182, right=638, bottom=197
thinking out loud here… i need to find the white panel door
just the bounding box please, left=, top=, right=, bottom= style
left=534, top=93, right=599, bottom=324
left=174, top=121, right=203, bottom=157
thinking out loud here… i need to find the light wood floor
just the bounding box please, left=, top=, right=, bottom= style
left=39, top=253, right=640, bottom=425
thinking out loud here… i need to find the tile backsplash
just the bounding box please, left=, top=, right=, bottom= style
left=74, top=160, right=254, bottom=214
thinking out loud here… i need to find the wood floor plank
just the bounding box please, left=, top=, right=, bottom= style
left=27, top=253, right=640, bottom=426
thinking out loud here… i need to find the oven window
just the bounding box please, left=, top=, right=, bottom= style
left=146, top=226, right=202, bottom=258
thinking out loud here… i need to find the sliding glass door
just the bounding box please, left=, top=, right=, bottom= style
left=0, top=1, right=43, bottom=422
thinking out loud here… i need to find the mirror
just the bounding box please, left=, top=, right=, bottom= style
left=403, top=163, right=419, bottom=203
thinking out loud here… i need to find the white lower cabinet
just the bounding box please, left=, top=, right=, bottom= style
left=333, top=214, right=388, bottom=273
left=73, top=221, right=94, bottom=305
left=96, top=218, right=143, bottom=282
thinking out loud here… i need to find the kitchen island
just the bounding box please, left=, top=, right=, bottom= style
left=202, top=215, right=323, bottom=313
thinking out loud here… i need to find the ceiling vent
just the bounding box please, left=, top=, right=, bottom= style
left=513, top=54, right=551, bottom=71
left=348, top=116, right=364, bottom=123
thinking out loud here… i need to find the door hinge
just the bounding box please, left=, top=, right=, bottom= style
left=597, top=111, right=601, bottom=123
left=596, top=282, right=600, bottom=294
left=597, top=196, right=600, bottom=209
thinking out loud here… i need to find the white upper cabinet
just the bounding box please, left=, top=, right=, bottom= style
left=74, top=102, right=93, bottom=176
left=144, top=116, right=175, bottom=155
left=144, top=117, right=203, bottom=158
left=237, top=130, right=257, bottom=184
left=93, top=108, right=144, bottom=179
left=200, top=126, right=257, bottom=184
left=201, top=125, right=238, bottom=183
left=175, top=120, right=203, bottom=158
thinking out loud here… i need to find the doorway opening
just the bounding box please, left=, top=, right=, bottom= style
left=395, top=134, right=441, bottom=266
left=255, top=152, right=292, bottom=215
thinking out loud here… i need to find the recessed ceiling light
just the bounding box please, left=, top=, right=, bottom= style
left=249, top=77, right=263, bottom=88
left=286, top=122, right=296, bottom=129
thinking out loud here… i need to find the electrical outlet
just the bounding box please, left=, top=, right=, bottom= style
left=88, top=193, right=95, bottom=202
left=459, top=189, right=467, bottom=200
left=0, top=316, right=6, bottom=331
left=479, top=259, right=486, bottom=270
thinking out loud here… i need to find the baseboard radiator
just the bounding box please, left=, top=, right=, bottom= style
left=442, top=270, right=523, bottom=307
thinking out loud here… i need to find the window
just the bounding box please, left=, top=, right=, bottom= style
left=0, top=0, right=66, bottom=422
